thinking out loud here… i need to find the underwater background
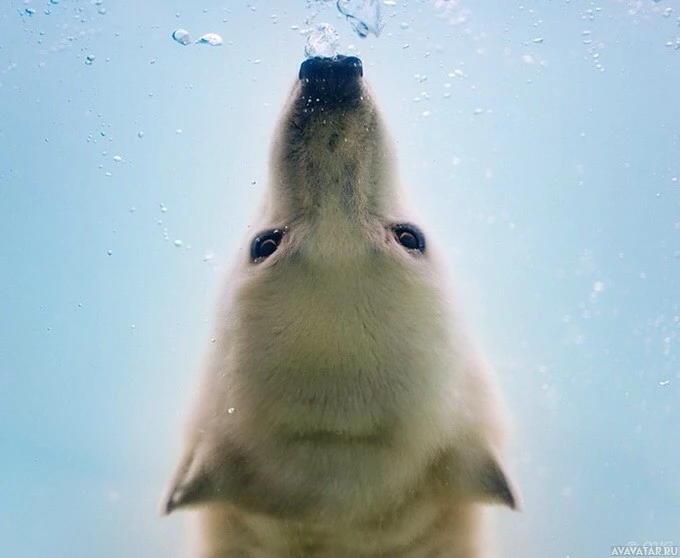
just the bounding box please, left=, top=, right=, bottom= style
left=1, top=0, right=678, bottom=556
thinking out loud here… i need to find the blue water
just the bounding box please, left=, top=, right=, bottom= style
left=1, top=1, right=678, bottom=556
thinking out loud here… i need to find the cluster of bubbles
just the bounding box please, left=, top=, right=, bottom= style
left=305, top=0, right=384, bottom=58
left=171, top=29, right=223, bottom=47
left=304, top=23, right=341, bottom=58
left=25, top=0, right=107, bottom=17
left=170, top=0, right=383, bottom=58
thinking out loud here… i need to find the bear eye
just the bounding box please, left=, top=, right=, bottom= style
left=251, top=229, right=284, bottom=262
left=392, top=224, right=426, bottom=253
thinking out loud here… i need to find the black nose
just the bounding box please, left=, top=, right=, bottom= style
left=298, top=56, right=363, bottom=105
left=299, top=55, right=363, bottom=81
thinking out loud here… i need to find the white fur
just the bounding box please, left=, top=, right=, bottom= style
left=163, top=63, right=518, bottom=557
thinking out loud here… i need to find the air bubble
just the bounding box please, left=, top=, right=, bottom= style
left=172, top=29, right=191, bottom=46
left=195, top=33, right=223, bottom=46
left=336, top=0, right=384, bottom=38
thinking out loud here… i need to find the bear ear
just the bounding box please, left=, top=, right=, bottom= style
left=160, top=443, right=215, bottom=515
left=436, top=439, right=521, bottom=511
left=471, top=450, right=520, bottom=510
left=161, top=435, right=249, bottom=515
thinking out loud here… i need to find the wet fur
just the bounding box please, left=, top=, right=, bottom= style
left=163, top=65, right=518, bottom=557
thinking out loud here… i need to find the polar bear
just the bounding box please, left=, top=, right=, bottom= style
left=162, top=55, right=518, bottom=557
